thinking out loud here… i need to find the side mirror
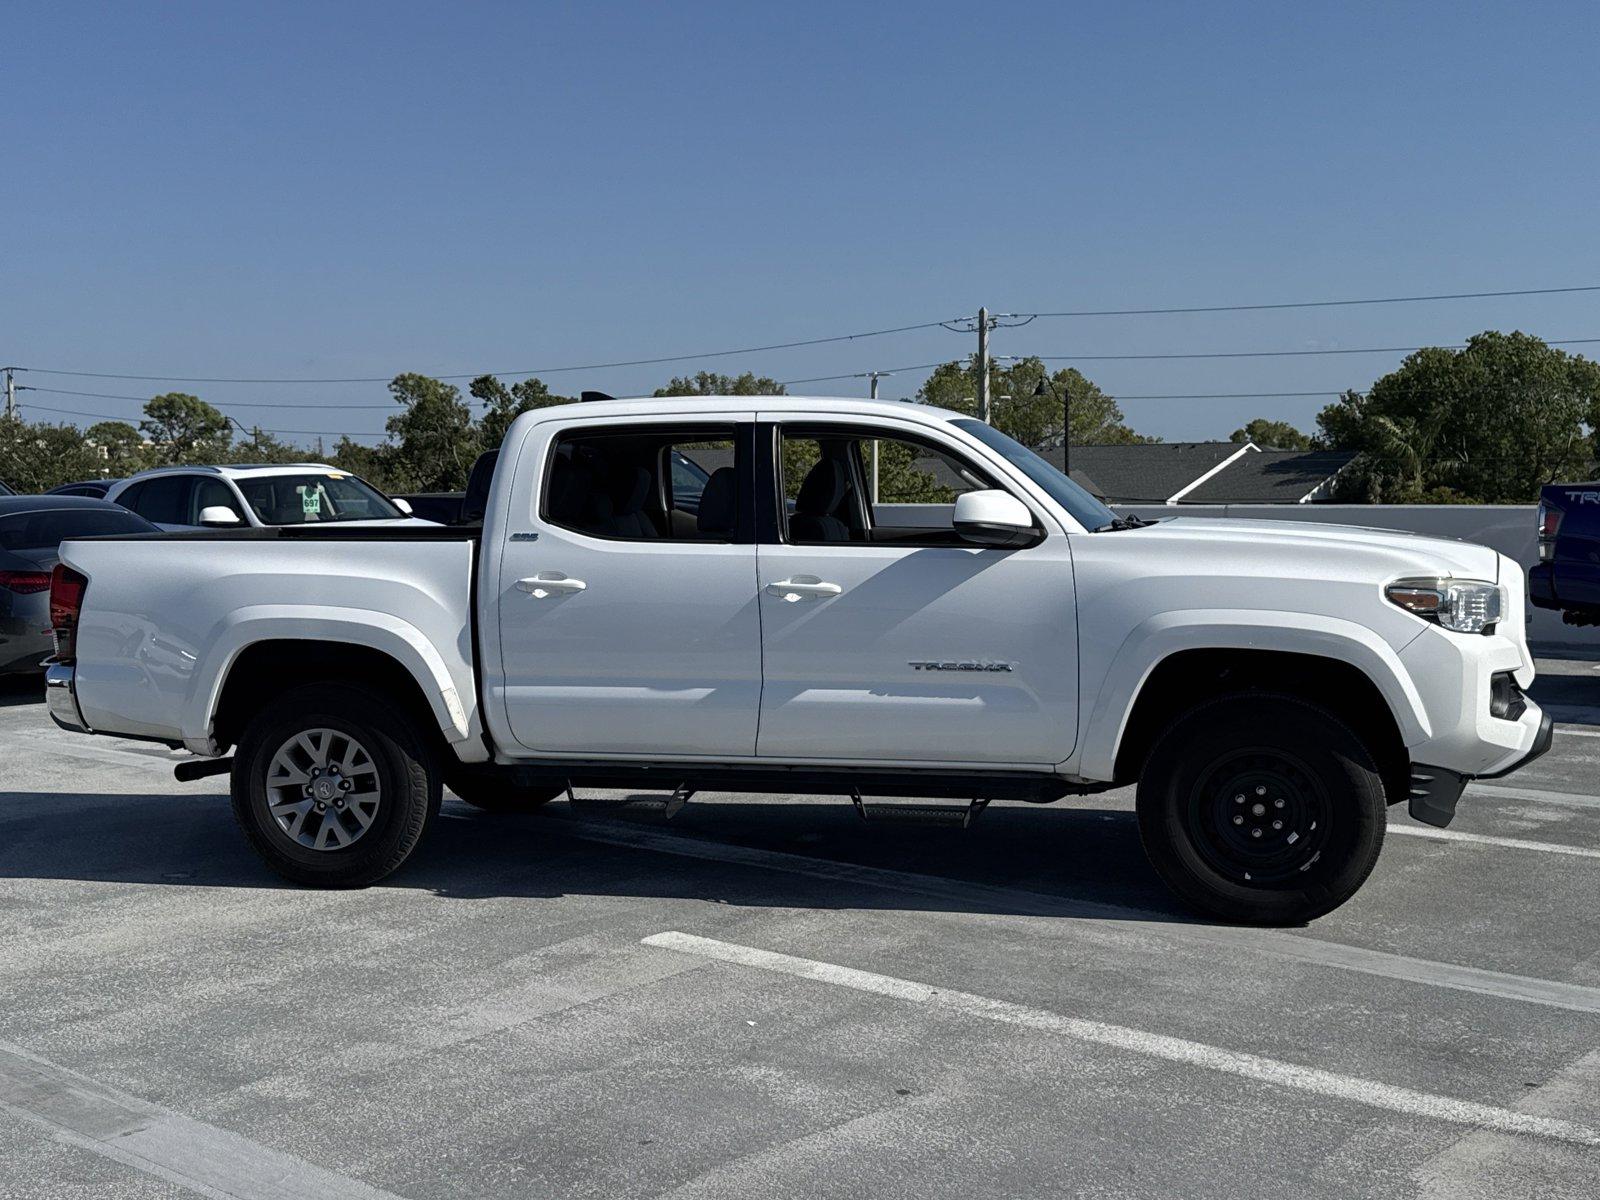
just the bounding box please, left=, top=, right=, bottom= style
left=198, top=506, right=243, bottom=527
left=953, top=490, right=1037, bottom=548
left=392, top=497, right=414, bottom=515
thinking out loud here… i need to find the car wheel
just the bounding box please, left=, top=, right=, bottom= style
left=445, top=768, right=561, bottom=813
left=1136, top=692, right=1386, bottom=925
left=231, top=682, right=439, bottom=887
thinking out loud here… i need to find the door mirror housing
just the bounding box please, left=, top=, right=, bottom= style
left=952, top=490, right=1038, bottom=547
left=198, top=506, right=243, bottom=527
left=391, top=497, right=414, bottom=515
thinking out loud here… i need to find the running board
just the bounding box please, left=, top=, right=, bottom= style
left=852, top=788, right=991, bottom=828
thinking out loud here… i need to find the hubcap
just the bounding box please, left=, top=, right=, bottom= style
left=265, top=728, right=381, bottom=851
left=1187, top=750, right=1332, bottom=887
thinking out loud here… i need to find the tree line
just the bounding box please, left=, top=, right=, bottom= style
left=3, top=330, right=1597, bottom=502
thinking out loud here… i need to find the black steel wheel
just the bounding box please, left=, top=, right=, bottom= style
left=1137, top=693, right=1386, bottom=924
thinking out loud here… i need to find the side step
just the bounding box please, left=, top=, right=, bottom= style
left=852, top=789, right=991, bottom=828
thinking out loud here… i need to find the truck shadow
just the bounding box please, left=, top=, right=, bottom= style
left=0, top=789, right=1192, bottom=923
left=0, top=676, right=44, bottom=708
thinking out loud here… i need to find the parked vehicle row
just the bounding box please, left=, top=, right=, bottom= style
left=44, top=394, right=1551, bottom=923
left=0, top=497, right=158, bottom=674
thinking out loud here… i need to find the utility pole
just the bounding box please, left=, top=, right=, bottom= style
left=976, top=307, right=991, bottom=424
left=2, top=368, right=15, bottom=421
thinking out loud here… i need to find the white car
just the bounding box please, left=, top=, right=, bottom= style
left=45, top=396, right=1550, bottom=923
left=105, top=463, right=431, bottom=531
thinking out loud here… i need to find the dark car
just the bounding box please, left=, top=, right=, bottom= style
left=0, top=497, right=158, bottom=675
left=47, top=479, right=120, bottom=499
left=0, top=480, right=13, bottom=495
left=1529, top=481, right=1600, bottom=628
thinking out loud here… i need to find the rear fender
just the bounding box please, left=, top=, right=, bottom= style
left=186, top=606, right=485, bottom=759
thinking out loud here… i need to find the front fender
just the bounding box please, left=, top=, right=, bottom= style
left=1072, top=609, right=1430, bottom=781
left=184, top=606, right=484, bottom=758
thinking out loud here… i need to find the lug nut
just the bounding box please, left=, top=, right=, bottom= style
left=1274, top=798, right=1285, bottom=809
left=1232, top=815, right=1244, bottom=825
left=1272, top=820, right=1283, bottom=830
left=1234, top=794, right=1244, bottom=804
left=1255, top=785, right=1266, bottom=796
left=1251, top=828, right=1263, bottom=838
left=315, top=802, right=326, bottom=812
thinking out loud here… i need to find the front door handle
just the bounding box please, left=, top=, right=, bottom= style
left=765, top=576, right=843, bottom=602
left=517, top=572, right=587, bottom=598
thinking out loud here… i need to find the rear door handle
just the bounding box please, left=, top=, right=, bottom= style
left=517, top=573, right=587, bottom=598
left=765, top=576, right=843, bottom=602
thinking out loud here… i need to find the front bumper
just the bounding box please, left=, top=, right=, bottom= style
left=45, top=662, right=91, bottom=734
left=1408, top=709, right=1554, bottom=828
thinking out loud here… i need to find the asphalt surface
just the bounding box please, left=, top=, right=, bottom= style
left=1, top=661, right=1597, bottom=1198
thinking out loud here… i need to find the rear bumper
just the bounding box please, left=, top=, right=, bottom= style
left=45, top=662, right=91, bottom=734
left=1408, top=709, right=1554, bottom=828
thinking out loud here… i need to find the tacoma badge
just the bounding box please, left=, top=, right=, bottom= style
left=908, top=660, right=1015, bottom=672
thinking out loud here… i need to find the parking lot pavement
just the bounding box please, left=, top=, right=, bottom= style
left=0, top=662, right=1597, bottom=1198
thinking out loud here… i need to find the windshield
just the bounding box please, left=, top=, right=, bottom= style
left=951, top=419, right=1119, bottom=531
left=233, top=472, right=403, bottom=525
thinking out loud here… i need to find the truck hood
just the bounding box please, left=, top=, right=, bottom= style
left=1153, top=517, right=1502, bottom=581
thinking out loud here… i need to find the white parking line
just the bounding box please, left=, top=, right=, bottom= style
left=644, top=931, right=1600, bottom=1148
left=1468, top=782, right=1600, bottom=811
left=1388, top=823, right=1600, bottom=859
left=554, top=819, right=1600, bottom=1014
left=0, top=1040, right=408, bottom=1199
left=1555, top=725, right=1600, bottom=739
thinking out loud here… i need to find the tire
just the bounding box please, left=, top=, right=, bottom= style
left=1135, top=692, right=1386, bottom=925
left=445, top=768, right=561, bottom=813
left=230, top=682, right=440, bottom=887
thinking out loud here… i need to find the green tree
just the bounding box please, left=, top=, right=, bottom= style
left=470, top=374, right=571, bottom=449
left=380, top=373, right=480, bottom=492
left=1318, top=331, right=1599, bottom=502
left=140, top=393, right=232, bottom=464
left=1229, top=418, right=1312, bottom=450
left=916, top=357, right=1154, bottom=448
left=0, top=417, right=114, bottom=491
left=653, top=371, right=786, bottom=397
left=329, top=437, right=396, bottom=490
left=84, top=421, right=150, bottom=475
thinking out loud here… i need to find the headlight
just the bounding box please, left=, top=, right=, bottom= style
left=1385, top=577, right=1503, bottom=634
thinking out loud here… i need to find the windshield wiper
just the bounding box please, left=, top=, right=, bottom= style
left=1092, top=514, right=1155, bottom=532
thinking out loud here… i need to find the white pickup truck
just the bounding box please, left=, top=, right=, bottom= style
left=44, top=395, right=1550, bottom=923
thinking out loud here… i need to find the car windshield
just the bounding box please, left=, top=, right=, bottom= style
left=951, top=419, right=1119, bottom=531
left=233, top=473, right=402, bottom=525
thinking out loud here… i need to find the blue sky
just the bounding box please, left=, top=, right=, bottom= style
left=5, top=1, right=1598, bottom=444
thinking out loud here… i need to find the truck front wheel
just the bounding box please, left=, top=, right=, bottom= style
left=231, top=683, right=440, bottom=887
left=1135, top=693, right=1386, bottom=925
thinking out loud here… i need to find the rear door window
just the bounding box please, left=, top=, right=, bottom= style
left=543, top=425, right=743, bottom=542
left=121, top=476, right=192, bottom=525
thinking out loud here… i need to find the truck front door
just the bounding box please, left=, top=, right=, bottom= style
left=753, top=417, right=1078, bottom=766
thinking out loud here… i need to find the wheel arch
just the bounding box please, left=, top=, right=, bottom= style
left=1077, top=612, right=1428, bottom=800
left=191, top=614, right=484, bottom=763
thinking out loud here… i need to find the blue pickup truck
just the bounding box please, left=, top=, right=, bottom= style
left=1529, top=482, right=1600, bottom=627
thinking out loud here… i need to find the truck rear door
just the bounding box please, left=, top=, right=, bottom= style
left=488, top=414, right=762, bottom=758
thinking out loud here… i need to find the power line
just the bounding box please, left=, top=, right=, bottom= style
left=1029, top=284, right=1600, bottom=318
left=23, top=386, right=397, bottom=409
left=22, top=402, right=383, bottom=439
left=10, top=318, right=963, bottom=384
left=1033, top=337, right=1600, bottom=362
left=8, top=282, right=1599, bottom=385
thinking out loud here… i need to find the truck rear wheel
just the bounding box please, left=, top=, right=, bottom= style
left=231, top=683, right=440, bottom=887
left=1135, top=693, right=1386, bottom=925
left=445, top=768, right=561, bottom=813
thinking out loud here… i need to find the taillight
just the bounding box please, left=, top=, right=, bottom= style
left=0, top=570, right=52, bottom=594
left=1536, top=501, right=1562, bottom=562
left=49, top=564, right=88, bottom=663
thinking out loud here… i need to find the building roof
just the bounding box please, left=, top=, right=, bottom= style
left=1032, top=442, right=1251, bottom=504
left=1182, top=449, right=1360, bottom=504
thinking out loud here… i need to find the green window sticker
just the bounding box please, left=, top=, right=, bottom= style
left=299, top=486, right=322, bottom=515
